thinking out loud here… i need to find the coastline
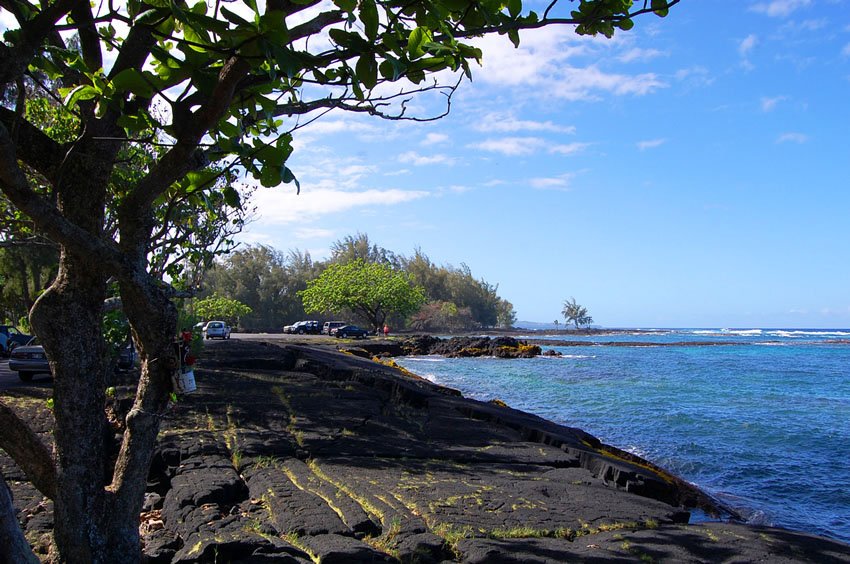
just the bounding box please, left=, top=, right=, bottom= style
left=4, top=337, right=849, bottom=561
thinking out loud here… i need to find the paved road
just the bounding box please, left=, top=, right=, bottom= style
left=0, top=358, right=53, bottom=392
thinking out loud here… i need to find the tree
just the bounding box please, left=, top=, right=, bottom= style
left=330, top=233, right=399, bottom=267
left=0, top=0, right=676, bottom=560
left=301, top=259, right=426, bottom=331
left=193, top=294, right=252, bottom=327
left=562, top=297, right=594, bottom=329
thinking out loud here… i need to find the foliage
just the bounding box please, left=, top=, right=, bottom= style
left=409, top=300, right=476, bottom=332
left=200, top=245, right=322, bottom=330
left=301, top=259, right=426, bottom=330
left=330, top=233, right=399, bottom=267
left=194, top=295, right=253, bottom=326
left=401, top=249, right=515, bottom=328
left=562, top=297, right=594, bottom=329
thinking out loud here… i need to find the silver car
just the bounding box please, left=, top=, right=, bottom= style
left=203, top=321, right=231, bottom=340
left=8, top=338, right=50, bottom=382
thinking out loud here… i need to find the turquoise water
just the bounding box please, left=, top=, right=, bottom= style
left=396, top=329, right=850, bottom=544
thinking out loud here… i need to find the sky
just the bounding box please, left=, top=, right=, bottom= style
left=5, top=1, right=850, bottom=328
left=238, top=0, right=850, bottom=328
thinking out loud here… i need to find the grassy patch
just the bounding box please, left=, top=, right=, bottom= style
left=282, top=532, right=320, bottom=564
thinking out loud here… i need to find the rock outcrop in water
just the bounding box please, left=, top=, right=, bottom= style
left=3, top=339, right=850, bottom=562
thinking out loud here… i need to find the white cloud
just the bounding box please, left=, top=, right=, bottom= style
left=637, top=138, right=667, bottom=151
left=761, top=96, right=787, bottom=112
left=842, top=43, right=850, bottom=58
left=300, top=119, right=380, bottom=137
left=294, top=227, right=335, bottom=240
left=750, top=0, right=811, bottom=17
left=776, top=132, right=809, bottom=144
left=469, top=28, right=666, bottom=101
left=550, top=142, right=591, bottom=155
left=398, top=151, right=456, bottom=166
left=739, top=34, right=758, bottom=57
left=618, top=47, right=666, bottom=63
left=529, top=173, right=576, bottom=190
left=475, top=113, right=576, bottom=134
left=250, top=187, right=429, bottom=224
left=469, top=137, right=545, bottom=156
left=421, top=133, right=449, bottom=146
left=675, top=66, right=715, bottom=89
left=469, top=137, right=590, bottom=156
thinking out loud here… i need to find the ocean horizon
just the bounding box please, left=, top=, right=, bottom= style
left=396, top=327, right=850, bottom=544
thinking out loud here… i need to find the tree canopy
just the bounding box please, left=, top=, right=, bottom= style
left=0, top=0, right=677, bottom=559
left=300, top=258, right=426, bottom=330
left=562, top=297, right=594, bottom=329
left=193, top=294, right=252, bottom=326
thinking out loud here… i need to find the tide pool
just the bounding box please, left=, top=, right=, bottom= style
left=396, top=329, right=850, bottom=543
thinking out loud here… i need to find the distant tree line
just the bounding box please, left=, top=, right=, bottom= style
left=197, top=233, right=516, bottom=332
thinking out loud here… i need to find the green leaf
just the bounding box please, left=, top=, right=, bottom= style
left=219, top=6, right=250, bottom=25
left=407, top=27, right=431, bottom=59
left=64, top=84, right=99, bottom=109
left=355, top=53, right=378, bottom=89
left=651, top=0, right=669, bottom=17
left=507, top=28, right=520, bottom=48
left=259, top=164, right=282, bottom=187
left=282, top=167, right=300, bottom=193
left=359, top=0, right=379, bottom=41
left=222, top=185, right=241, bottom=207
left=617, top=18, right=634, bottom=30
left=334, top=0, right=357, bottom=11
left=507, top=0, right=522, bottom=19
left=111, top=68, right=155, bottom=98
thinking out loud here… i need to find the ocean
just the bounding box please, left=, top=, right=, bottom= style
left=395, top=328, right=850, bottom=544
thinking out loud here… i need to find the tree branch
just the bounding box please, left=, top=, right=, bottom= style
left=0, top=401, right=57, bottom=500
left=0, top=106, right=64, bottom=181
left=0, top=122, right=124, bottom=272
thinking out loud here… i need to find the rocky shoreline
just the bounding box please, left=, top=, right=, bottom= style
left=3, top=338, right=850, bottom=562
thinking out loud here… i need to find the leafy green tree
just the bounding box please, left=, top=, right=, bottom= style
left=301, top=259, right=426, bottom=331
left=562, top=297, right=594, bottom=329
left=330, top=233, right=399, bottom=267
left=193, top=294, right=252, bottom=327
left=0, top=0, right=676, bottom=559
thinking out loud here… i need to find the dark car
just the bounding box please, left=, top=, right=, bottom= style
left=332, top=325, right=370, bottom=339
left=117, top=342, right=136, bottom=370
left=0, top=325, right=33, bottom=356
left=8, top=337, right=50, bottom=381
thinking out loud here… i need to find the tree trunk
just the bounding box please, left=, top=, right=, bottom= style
left=0, top=477, right=39, bottom=564
left=30, top=252, right=109, bottom=562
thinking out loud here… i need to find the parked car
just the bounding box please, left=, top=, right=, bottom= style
left=332, top=325, right=370, bottom=339
left=8, top=337, right=49, bottom=382
left=0, top=325, right=33, bottom=356
left=283, top=320, right=320, bottom=334
left=9, top=337, right=136, bottom=382
left=117, top=342, right=136, bottom=370
left=322, top=321, right=346, bottom=335
left=203, top=321, right=231, bottom=340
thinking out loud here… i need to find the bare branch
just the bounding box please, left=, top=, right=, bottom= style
left=0, top=401, right=57, bottom=500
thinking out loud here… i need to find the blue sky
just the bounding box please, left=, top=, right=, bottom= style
left=241, top=0, right=850, bottom=328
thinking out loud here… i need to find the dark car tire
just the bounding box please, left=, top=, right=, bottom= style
left=18, top=372, right=33, bottom=382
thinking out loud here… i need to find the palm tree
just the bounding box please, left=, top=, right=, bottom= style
left=562, top=297, right=594, bottom=329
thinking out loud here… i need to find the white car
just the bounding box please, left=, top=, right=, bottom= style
left=203, top=321, right=231, bottom=340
